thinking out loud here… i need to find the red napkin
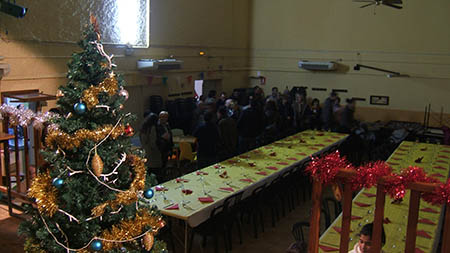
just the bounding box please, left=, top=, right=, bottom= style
left=438, top=155, right=449, bottom=159
left=333, top=226, right=352, bottom=234
left=296, top=152, right=307, bottom=156
left=269, top=152, right=277, bottom=156
left=420, top=148, right=427, bottom=151
left=416, top=230, right=432, bottom=239
left=227, top=160, right=238, bottom=164
left=318, top=245, right=339, bottom=252
left=309, top=147, right=319, bottom=150
left=315, top=143, right=325, bottom=147
left=256, top=171, right=268, bottom=176
left=420, top=207, right=439, bottom=213
left=240, top=155, right=250, bottom=159
left=182, top=189, right=193, bottom=195
left=165, top=204, right=179, bottom=210
left=436, top=160, right=447, bottom=163
left=415, top=248, right=425, bottom=253
left=392, top=157, right=402, bottom=160
left=316, top=133, right=324, bottom=136
left=434, top=165, right=446, bottom=170
left=324, top=139, right=334, bottom=142
left=240, top=178, right=253, bottom=183
left=176, top=178, right=189, bottom=183
left=331, top=136, right=340, bottom=139
left=441, top=150, right=450, bottom=153
left=248, top=162, right=256, bottom=167
left=266, top=166, right=279, bottom=170
left=264, top=146, right=272, bottom=149
left=418, top=218, right=437, bottom=225
left=363, top=193, right=377, bottom=198
left=196, top=171, right=208, bottom=175
left=430, top=173, right=444, bottom=178
left=219, top=187, right=234, bottom=192
left=351, top=215, right=362, bottom=220
left=198, top=197, right=214, bottom=203
left=398, top=148, right=408, bottom=151
left=355, top=202, right=371, bottom=207
left=287, top=157, right=298, bottom=161
left=396, top=152, right=406, bottom=156
left=276, top=162, right=289, bottom=165
left=155, top=186, right=168, bottom=191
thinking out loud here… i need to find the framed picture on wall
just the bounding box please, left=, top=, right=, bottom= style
left=370, top=95, right=389, bottom=106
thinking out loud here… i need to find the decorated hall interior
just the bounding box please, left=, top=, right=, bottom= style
left=1, top=1, right=450, bottom=253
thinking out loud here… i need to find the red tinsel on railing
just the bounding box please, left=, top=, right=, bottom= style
left=306, top=152, right=450, bottom=206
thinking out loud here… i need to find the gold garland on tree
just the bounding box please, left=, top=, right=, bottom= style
left=91, top=155, right=147, bottom=217
left=45, top=124, right=125, bottom=150
left=100, top=209, right=165, bottom=251
left=82, top=75, right=119, bottom=110
left=28, top=171, right=59, bottom=217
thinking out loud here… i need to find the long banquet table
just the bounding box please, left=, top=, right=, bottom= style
left=150, top=130, right=348, bottom=252
left=318, top=141, right=450, bottom=252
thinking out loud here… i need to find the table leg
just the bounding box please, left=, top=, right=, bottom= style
left=4, top=140, right=13, bottom=216
left=184, top=222, right=188, bottom=253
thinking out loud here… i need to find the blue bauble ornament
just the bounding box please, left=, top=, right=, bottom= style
left=91, top=240, right=103, bottom=251
left=144, top=189, right=154, bottom=199
left=52, top=178, right=64, bottom=188
left=74, top=102, right=87, bottom=114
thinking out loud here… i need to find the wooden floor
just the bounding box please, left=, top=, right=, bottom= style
left=0, top=189, right=331, bottom=253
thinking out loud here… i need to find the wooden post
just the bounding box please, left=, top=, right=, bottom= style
left=13, top=126, right=21, bottom=193
left=371, top=185, right=386, bottom=253
left=308, top=179, right=323, bottom=253
left=23, top=126, right=31, bottom=190
left=441, top=204, right=450, bottom=253
left=339, top=182, right=353, bottom=253
left=405, top=190, right=421, bottom=253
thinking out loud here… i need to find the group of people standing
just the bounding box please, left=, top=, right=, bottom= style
left=140, top=86, right=358, bottom=181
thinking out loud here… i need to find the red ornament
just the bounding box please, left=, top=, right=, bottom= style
left=350, top=161, right=392, bottom=191
left=423, top=179, right=450, bottom=206
left=124, top=125, right=134, bottom=136
left=305, top=151, right=351, bottom=185
left=384, top=166, right=439, bottom=200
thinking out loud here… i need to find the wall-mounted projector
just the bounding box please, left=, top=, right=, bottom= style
left=0, top=0, right=27, bottom=18
left=298, top=61, right=337, bottom=71
left=137, top=59, right=183, bottom=71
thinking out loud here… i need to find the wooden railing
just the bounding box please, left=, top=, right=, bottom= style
left=308, top=168, right=450, bottom=253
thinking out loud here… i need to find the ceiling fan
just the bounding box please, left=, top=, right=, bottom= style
left=353, top=0, right=403, bottom=9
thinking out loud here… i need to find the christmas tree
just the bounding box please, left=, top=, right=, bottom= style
left=19, top=16, right=167, bottom=252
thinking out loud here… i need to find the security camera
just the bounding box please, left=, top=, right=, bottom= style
left=0, top=1, right=27, bottom=18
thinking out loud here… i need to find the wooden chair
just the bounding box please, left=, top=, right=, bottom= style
left=308, top=168, right=450, bottom=253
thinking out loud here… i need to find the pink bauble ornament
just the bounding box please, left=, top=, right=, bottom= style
left=119, top=89, right=129, bottom=101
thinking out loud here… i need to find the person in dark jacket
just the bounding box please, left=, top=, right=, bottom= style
left=194, top=111, right=220, bottom=168
left=237, top=99, right=264, bottom=153
left=263, top=99, right=280, bottom=143
left=321, top=92, right=338, bottom=131
left=292, top=93, right=311, bottom=132
left=278, top=94, right=294, bottom=136
left=140, top=113, right=164, bottom=182
left=339, top=98, right=357, bottom=133
left=217, top=106, right=238, bottom=159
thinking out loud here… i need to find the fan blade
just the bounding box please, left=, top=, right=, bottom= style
left=385, top=0, right=402, bottom=4
left=360, top=2, right=376, bottom=8
left=383, top=2, right=403, bottom=9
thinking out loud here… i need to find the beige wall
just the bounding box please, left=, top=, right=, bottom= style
left=0, top=0, right=251, bottom=126
left=248, top=0, right=450, bottom=124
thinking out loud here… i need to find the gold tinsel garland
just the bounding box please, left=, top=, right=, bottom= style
left=45, top=124, right=125, bottom=150
left=91, top=155, right=147, bottom=217
left=28, top=171, right=59, bottom=217
left=82, top=75, right=118, bottom=110
left=100, top=209, right=165, bottom=251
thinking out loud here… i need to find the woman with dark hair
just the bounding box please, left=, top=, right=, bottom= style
left=194, top=111, right=220, bottom=168
left=139, top=113, right=164, bottom=182
left=310, top=98, right=322, bottom=130
left=349, top=223, right=386, bottom=253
